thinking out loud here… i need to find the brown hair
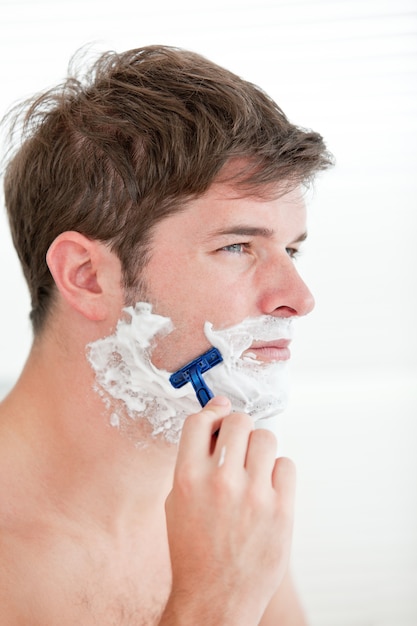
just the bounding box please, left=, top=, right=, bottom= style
left=2, top=45, right=333, bottom=334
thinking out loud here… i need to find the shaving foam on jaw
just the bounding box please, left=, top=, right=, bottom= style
left=87, top=302, right=293, bottom=444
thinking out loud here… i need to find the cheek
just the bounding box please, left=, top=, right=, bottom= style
left=147, top=289, right=246, bottom=372
left=141, top=258, right=258, bottom=370
left=149, top=321, right=212, bottom=371
left=146, top=270, right=224, bottom=326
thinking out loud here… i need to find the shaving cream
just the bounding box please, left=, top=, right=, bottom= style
left=87, top=302, right=293, bottom=444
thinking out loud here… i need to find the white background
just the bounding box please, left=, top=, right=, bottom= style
left=0, top=1, right=416, bottom=624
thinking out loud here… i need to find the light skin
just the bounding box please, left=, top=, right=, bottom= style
left=0, top=179, right=312, bottom=625
left=145, top=182, right=314, bottom=371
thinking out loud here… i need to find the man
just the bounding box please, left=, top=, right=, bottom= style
left=0, top=46, right=332, bottom=624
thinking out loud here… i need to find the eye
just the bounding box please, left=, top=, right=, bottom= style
left=286, top=247, right=300, bottom=260
left=220, top=242, right=251, bottom=254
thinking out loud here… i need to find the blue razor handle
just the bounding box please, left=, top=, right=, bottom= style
left=169, top=347, right=223, bottom=407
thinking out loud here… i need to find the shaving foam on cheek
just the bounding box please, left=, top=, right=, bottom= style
left=87, top=302, right=293, bottom=444
left=87, top=302, right=203, bottom=444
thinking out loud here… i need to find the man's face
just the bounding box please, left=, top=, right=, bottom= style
left=139, top=181, right=314, bottom=373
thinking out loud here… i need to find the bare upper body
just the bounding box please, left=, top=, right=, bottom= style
left=0, top=182, right=310, bottom=625
left=0, top=42, right=332, bottom=624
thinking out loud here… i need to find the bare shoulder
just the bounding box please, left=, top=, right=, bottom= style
left=260, top=570, right=309, bottom=626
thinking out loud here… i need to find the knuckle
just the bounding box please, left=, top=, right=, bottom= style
left=222, top=411, right=253, bottom=431
left=209, top=469, right=239, bottom=501
left=246, top=483, right=269, bottom=510
left=183, top=410, right=204, bottom=430
left=181, top=409, right=213, bottom=438
left=251, top=428, right=277, bottom=450
left=211, top=469, right=233, bottom=491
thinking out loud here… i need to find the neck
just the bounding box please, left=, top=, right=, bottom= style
left=0, top=330, right=178, bottom=532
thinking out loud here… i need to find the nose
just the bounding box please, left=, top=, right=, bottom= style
left=258, top=254, right=315, bottom=318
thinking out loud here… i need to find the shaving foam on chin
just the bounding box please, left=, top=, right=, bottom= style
left=87, top=302, right=293, bottom=444
left=204, top=316, right=293, bottom=424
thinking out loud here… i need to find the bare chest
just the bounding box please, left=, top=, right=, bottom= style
left=1, top=523, right=172, bottom=626
left=49, top=569, right=170, bottom=626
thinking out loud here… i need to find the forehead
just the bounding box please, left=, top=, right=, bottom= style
left=160, top=181, right=307, bottom=241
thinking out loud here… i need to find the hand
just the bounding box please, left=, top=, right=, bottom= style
left=161, top=396, right=296, bottom=626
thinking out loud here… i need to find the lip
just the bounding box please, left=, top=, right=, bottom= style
left=243, top=339, right=292, bottom=363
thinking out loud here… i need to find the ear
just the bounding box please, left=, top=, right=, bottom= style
left=46, top=232, right=122, bottom=321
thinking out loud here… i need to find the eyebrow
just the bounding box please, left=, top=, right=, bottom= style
left=207, top=225, right=308, bottom=243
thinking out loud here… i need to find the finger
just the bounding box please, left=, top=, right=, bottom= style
left=272, top=456, right=296, bottom=517
left=245, top=428, right=278, bottom=483
left=213, top=411, right=253, bottom=471
left=176, top=396, right=232, bottom=466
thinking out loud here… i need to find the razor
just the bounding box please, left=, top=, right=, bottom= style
left=169, top=347, right=223, bottom=407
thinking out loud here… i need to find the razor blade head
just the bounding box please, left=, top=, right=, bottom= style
left=169, top=346, right=223, bottom=407
left=169, top=347, right=223, bottom=388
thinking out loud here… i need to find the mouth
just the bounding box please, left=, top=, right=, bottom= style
left=243, top=339, right=292, bottom=363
